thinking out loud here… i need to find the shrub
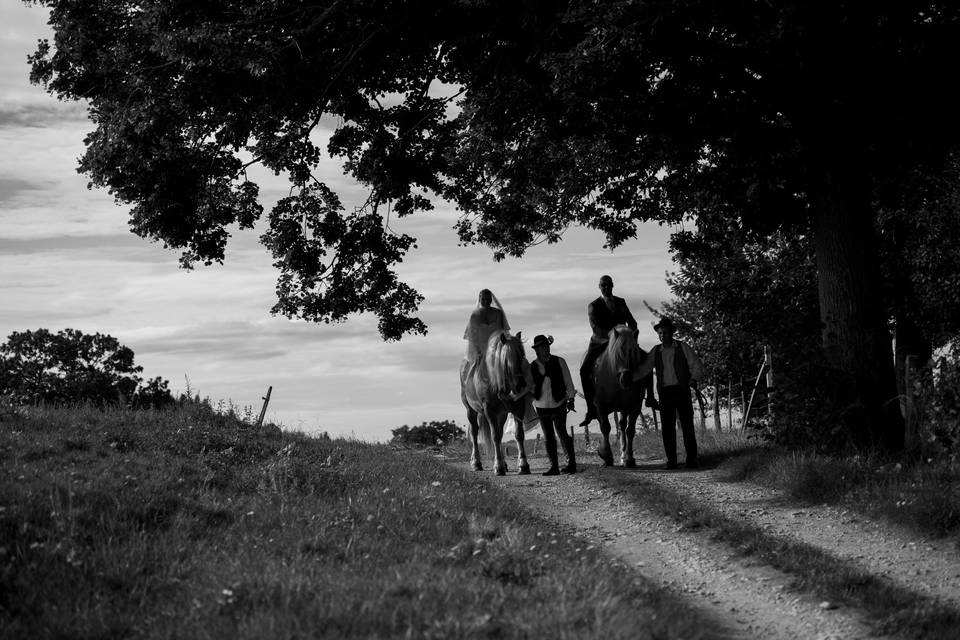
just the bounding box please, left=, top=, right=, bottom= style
left=390, top=420, right=465, bottom=448
left=914, top=344, right=960, bottom=458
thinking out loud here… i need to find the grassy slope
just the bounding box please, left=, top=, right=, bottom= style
left=0, top=405, right=706, bottom=640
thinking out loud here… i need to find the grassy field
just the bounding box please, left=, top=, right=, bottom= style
left=6, top=402, right=960, bottom=639
left=1, top=403, right=709, bottom=639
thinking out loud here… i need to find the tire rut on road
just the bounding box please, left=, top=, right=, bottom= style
left=453, top=454, right=913, bottom=640
left=640, top=457, right=960, bottom=611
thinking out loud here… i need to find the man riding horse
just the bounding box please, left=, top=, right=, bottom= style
left=579, top=275, right=640, bottom=427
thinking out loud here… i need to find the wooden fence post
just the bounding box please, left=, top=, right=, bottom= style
left=764, top=345, right=775, bottom=419
left=255, top=386, right=273, bottom=428
left=741, top=358, right=767, bottom=431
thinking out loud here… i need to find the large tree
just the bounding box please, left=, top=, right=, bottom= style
left=0, top=328, right=173, bottom=407
left=27, top=1, right=960, bottom=450
left=662, top=217, right=821, bottom=388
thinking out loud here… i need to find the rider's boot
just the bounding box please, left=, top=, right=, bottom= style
left=542, top=438, right=560, bottom=476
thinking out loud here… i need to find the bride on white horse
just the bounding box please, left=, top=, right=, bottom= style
left=460, top=289, right=537, bottom=475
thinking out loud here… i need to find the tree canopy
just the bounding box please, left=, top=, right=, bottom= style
left=27, top=1, right=960, bottom=450
left=0, top=328, right=174, bottom=408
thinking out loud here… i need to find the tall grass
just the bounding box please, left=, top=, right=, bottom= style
left=1, top=403, right=708, bottom=639
left=724, top=448, right=960, bottom=538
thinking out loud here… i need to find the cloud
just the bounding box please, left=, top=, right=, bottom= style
left=0, top=100, right=89, bottom=129
left=0, top=176, right=57, bottom=205
left=0, top=233, right=161, bottom=256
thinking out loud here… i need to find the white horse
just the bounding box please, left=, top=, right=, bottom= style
left=460, top=330, right=532, bottom=476
left=591, top=325, right=655, bottom=467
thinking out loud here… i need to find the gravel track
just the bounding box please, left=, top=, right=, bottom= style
left=453, top=446, right=960, bottom=639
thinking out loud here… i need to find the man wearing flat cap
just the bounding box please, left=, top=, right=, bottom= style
left=579, top=275, right=638, bottom=428
left=531, top=334, right=578, bottom=475
left=650, top=317, right=704, bottom=469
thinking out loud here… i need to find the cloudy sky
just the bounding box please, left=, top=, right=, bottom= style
left=1, top=4, right=679, bottom=441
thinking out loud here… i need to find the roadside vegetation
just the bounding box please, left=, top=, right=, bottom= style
left=1, top=403, right=707, bottom=639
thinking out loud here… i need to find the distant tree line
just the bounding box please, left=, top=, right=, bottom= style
left=390, top=420, right=465, bottom=448
left=0, top=328, right=175, bottom=409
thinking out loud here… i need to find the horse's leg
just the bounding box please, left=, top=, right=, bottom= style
left=596, top=408, right=614, bottom=466
left=622, top=412, right=638, bottom=468
left=461, top=360, right=484, bottom=471
left=513, top=410, right=530, bottom=475
left=490, top=411, right=508, bottom=476
left=467, top=408, right=483, bottom=471
left=615, top=411, right=626, bottom=462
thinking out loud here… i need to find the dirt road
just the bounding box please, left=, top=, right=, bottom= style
left=453, top=446, right=960, bottom=639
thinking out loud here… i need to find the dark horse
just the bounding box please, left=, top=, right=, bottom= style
left=460, top=330, right=532, bottom=476
left=590, top=325, right=655, bottom=467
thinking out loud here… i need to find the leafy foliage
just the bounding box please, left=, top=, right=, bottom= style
left=912, top=345, right=960, bottom=459
left=28, top=3, right=960, bottom=332
left=390, top=419, right=465, bottom=448
left=878, top=152, right=960, bottom=350
left=657, top=217, right=852, bottom=448
left=27, top=2, right=960, bottom=446
left=0, top=328, right=174, bottom=408
left=662, top=217, right=820, bottom=382
left=660, top=179, right=960, bottom=451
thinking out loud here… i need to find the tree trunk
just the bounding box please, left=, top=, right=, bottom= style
left=712, top=379, right=722, bottom=432
left=810, top=161, right=904, bottom=452
left=728, top=375, right=733, bottom=430
left=695, top=388, right=707, bottom=432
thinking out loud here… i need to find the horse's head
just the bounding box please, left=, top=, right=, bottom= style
left=603, top=325, right=642, bottom=388
left=488, top=330, right=528, bottom=398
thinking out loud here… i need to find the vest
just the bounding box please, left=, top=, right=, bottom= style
left=532, top=355, right=566, bottom=402
left=653, top=341, right=691, bottom=390
left=592, top=296, right=633, bottom=334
